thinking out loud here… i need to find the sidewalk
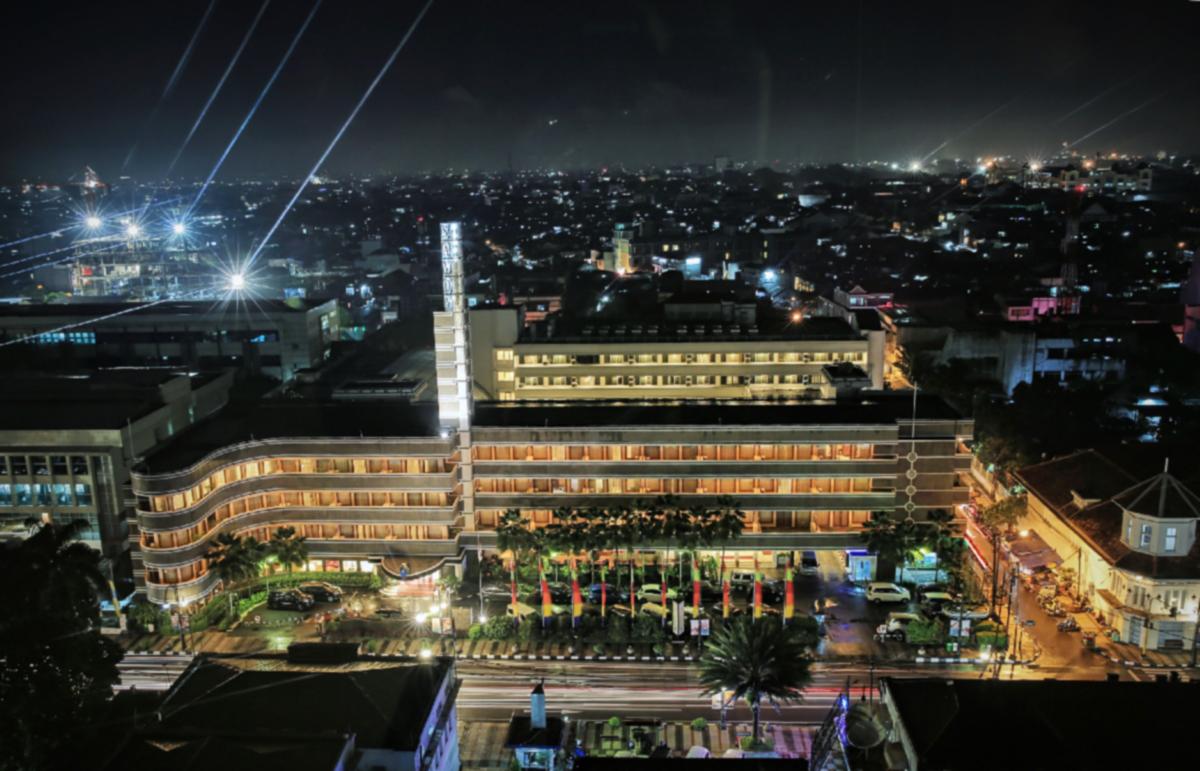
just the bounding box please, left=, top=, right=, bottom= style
left=1077, top=612, right=1197, bottom=670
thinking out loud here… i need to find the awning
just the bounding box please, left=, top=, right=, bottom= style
left=1006, top=530, right=1064, bottom=571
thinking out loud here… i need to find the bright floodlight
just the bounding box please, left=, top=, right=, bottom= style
left=172, top=222, right=187, bottom=236
left=909, top=161, right=922, bottom=172
left=125, top=223, right=141, bottom=238
left=84, top=215, right=102, bottom=230
left=229, top=272, right=246, bottom=291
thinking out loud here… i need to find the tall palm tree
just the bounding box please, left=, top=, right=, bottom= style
left=207, top=533, right=263, bottom=613
left=269, top=526, right=309, bottom=574
left=923, top=509, right=958, bottom=584
left=698, top=616, right=813, bottom=746
left=18, top=519, right=107, bottom=620
left=863, top=512, right=920, bottom=583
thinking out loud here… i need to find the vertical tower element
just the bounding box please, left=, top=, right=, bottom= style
left=435, top=222, right=472, bottom=430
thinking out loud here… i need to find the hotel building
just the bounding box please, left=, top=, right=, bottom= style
left=129, top=224, right=972, bottom=605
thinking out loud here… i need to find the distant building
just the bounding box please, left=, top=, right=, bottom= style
left=0, top=370, right=233, bottom=598
left=469, top=303, right=884, bottom=403
left=1016, top=450, right=1200, bottom=652
left=833, top=285, right=894, bottom=310
left=103, top=646, right=461, bottom=771
left=868, top=677, right=1200, bottom=770
left=0, top=299, right=339, bottom=382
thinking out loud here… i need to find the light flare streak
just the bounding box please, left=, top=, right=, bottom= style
left=1068, top=93, right=1166, bottom=148
left=186, top=0, right=324, bottom=218
left=244, top=0, right=435, bottom=268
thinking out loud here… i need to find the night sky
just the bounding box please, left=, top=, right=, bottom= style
left=2, top=0, right=1198, bottom=180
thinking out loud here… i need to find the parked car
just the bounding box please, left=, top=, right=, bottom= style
left=522, top=581, right=572, bottom=604
left=938, top=603, right=991, bottom=622
left=480, top=583, right=517, bottom=601
left=268, top=589, right=315, bottom=611
left=506, top=601, right=566, bottom=619
left=728, top=570, right=757, bottom=590
left=920, top=591, right=957, bottom=614
left=588, top=582, right=630, bottom=604
left=635, top=584, right=679, bottom=604
left=296, top=581, right=342, bottom=603
left=916, top=583, right=951, bottom=602
left=876, top=611, right=923, bottom=641
left=866, top=582, right=912, bottom=603
left=799, top=551, right=820, bottom=576
left=761, top=579, right=787, bottom=604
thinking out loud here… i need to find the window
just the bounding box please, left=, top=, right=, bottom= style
left=35, top=484, right=52, bottom=506
left=9, top=457, right=28, bottom=475
left=51, top=456, right=68, bottom=475
left=495, top=349, right=514, bottom=362
left=70, top=456, right=89, bottom=475
left=0, top=458, right=5, bottom=475
left=53, top=484, right=72, bottom=506
left=32, top=457, right=49, bottom=475
left=1165, top=527, right=1178, bottom=553
left=1139, top=523, right=1152, bottom=548
left=1126, top=520, right=1132, bottom=544
left=498, top=371, right=515, bottom=382
left=0, top=484, right=10, bottom=505
left=14, top=484, right=31, bottom=505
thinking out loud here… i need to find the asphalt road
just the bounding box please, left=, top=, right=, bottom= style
left=116, top=655, right=1139, bottom=722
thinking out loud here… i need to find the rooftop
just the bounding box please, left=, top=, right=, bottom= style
left=0, top=371, right=223, bottom=431
left=519, top=314, right=861, bottom=344
left=139, top=401, right=442, bottom=472
left=884, top=677, right=1200, bottom=771
left=102, top=650, right=456, bottom=771
left=0, top=299, right=331, bottom=320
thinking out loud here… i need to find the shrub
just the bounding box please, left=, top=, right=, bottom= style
left=606, top=620, right=629, bottom=644
left=652, top=642, right=665, bottom=656
left=740, top=736, right=774, bottom=751
left=237, top=590, right=268, bottom=617
left=467, top=623, right=484, bottom=641
left=905, top=616, right=945, bottom=645
left=592, top=643, right=605, bottom=655
left=482, top=616, right=514, bottom=640
left=631, top=615, right=664, bottom=643
left=691, top=717, right=708, bottom=731
left=516, top=617, right=537, bottom=643
left=607, top=716, right=622, bottom=729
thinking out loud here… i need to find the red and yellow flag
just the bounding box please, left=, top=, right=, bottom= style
left=539, top=556, right=553, bottom=625
left=509, top=559, right=518, bottom=617
left=600, top=563, right=608, bottom=619
left=660, top=571, right=669, bottom=625
left=721, top=566, right=731, bottom=620
left=630, top=552, right=638, bottom=614
left=784, top=564, right=795, bottom=623
left=691, top=554, right=702, bottom=616
left=752, top=570, right=763, bottom=620
left=570, top=558, right=583, bottom=626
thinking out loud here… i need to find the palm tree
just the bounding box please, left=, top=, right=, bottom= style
left=207, top=533, right=264, bottom=613
left=923, top=509, right=958, bottom=584
left=698, top=616, right=813, bottom=747
left=18, top=519, right=108, bottom=620
left=863, top=512, right=920, bottom=583
left=268, top=526, right=309, bottom=574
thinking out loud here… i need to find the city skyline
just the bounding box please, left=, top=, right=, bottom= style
left=3, top=1, right=1200, bottom=180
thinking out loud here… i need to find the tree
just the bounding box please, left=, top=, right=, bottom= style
left=207, top=533, right=265, bottom=613
left=0, top=521, right=122, bottom=770
left=862, top=513, right=921, bottom=582
left=268, top=526, right=308, bottom=574
left=923, top=509, right=959, bottom=584
left=979, top=495, right=1026, bottom=535
left=698, top=617, right=813, bottom=747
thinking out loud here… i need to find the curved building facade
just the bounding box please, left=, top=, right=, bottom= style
left=131, top=399, right=972, bottom=605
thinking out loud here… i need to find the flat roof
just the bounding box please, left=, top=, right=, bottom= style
left=140, top=401, right=442, bottom=472
left=475, top=393, right=964, bottom=427
left=0, top=371, right=222, bottom=431
left=518, top=314, right=861, bottom=344
left=0, top=299, right=331, bottom=319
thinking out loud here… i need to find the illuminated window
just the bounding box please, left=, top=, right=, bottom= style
left=1165, top=527, right=1178, bottom=553
left=495, top=349, right=514, bottom=362
left=1139, top=523, right=1152, bottom=548
left=498, top=371, right=515, bottom=382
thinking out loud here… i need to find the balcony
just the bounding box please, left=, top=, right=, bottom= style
left=138, top=502, right=463, bottom=567
left=473, top=459, right=897, bottom=478
left=474, top=492, right=894, bottom=511
left=137, top=473, right=458, bottom=529
left=132, top=436, right=456, bottom=495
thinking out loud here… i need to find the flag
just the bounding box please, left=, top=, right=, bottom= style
left=600, top=563, right=608, bottom=620
left=661, top=570, right=669, bottom=626
left=571, top=558, right=583, bottom=627
left=630, top=552, right=638, bottom=614
left=509, top=559, right=518, bottom=622
left=540, top=556, right=552, bottom=626
left=722, top=566, right=731, bottom=620
left=692, top=554, right=702, bottom=616
left=753, top=570, right=763, bottom=620
left=784, top=564, right=795, bottom=623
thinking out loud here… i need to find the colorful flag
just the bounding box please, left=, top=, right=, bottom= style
left=571, top=558, right=583, bottom=627
left=630, top=552, right=638, bottom=614
left=600, top=563, right=608, bottom=620
left=784, top=564, right=795, bottom=623
left=539, top=556, right=552, bottom=626
left=661, top=570, right=669, bottom=626
left=509, top=559, right=518, bottom=621
left=753, top=570, right=763, bottom=620
left=722, top=566, right=731, bottom=620
left=692, top=554, right=702, bottom=616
